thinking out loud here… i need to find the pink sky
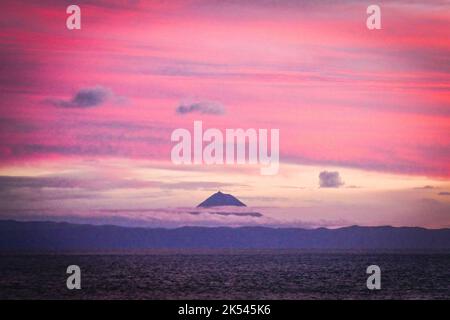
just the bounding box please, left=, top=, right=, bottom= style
left=0, top=0, right=449, bottom=228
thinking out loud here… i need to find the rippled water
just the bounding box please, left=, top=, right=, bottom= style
left=1, top=251, right=449, bottom=299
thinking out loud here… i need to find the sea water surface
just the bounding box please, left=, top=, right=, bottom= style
left=0, top=250, right=449, bottom=299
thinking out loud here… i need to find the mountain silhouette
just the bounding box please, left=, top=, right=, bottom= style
left=197, top=191, right=246, bottom=207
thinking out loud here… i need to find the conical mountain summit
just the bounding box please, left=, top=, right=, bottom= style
left=197, top=191, right=247, bottom=208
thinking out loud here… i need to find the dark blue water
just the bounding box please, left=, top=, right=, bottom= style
left=0, top=251, right=449, bottom=299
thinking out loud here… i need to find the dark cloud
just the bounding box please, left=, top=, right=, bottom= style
left=438, top=192, right=450, bottom=196
left=0, top=175, right=155, bottom=192
left=414, top=185, right=435, bottom=190
left=46, top=86, right=118, bottom=108
left=0, top=176, right=80, bottom=190
left=319, top=171, right=344, bottom=188
left=10, top=143, right=128, bottom=158
left=176, top=101, right=224, bottom=115
left=0, top=175, right=241, bottom=192
left=31, top=0, right=142, bottom=10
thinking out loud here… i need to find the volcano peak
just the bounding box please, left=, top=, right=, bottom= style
left=197, top=191, right=246, bottom=208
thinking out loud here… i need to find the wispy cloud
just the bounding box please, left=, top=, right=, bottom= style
left=188, top=208, right=262, bottom=217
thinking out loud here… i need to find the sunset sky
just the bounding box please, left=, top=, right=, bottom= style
left=1, top=0, right=449, bottom=228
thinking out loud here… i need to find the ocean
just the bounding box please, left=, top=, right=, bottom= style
left=0, top=250, right=449, bottom=299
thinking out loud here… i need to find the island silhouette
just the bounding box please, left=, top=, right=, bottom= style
left=1, top=220, right=450, bottom=251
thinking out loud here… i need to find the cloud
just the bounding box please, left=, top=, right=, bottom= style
left=176, top=101, right=224, bottom=115
left=188, top=210, right=263, bottom=217
left=160, top=181, right=247, bottom=191
left=414, top=185, right=435, bottom=189
left=46, top=86, right=119, bottom=108
left=0, top=175, right=158, bottom=193
left=319, top=171, right=344, bottom=188
left=438, top=192, right=450, bottom=196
